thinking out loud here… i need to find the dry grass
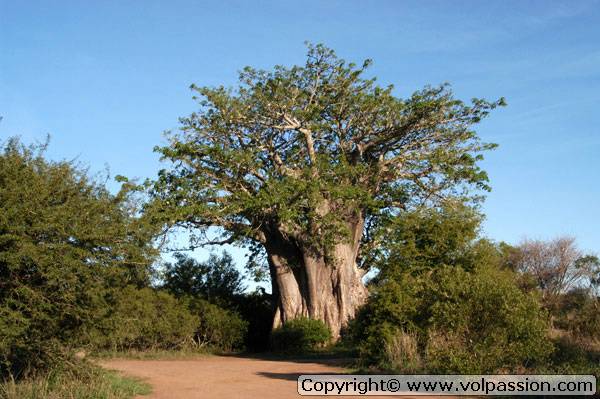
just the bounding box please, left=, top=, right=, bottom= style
left=384, top=330, right=421, bottom=372
left=91, top=347, right=214, bottom=361
left=0, top=366, right=150, bottom=399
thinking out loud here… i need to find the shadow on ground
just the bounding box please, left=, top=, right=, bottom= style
left=224, top=350, right=357, bottom=368
left=256, top=371, right=348, bottom=381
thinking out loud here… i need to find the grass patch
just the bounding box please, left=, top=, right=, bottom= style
left=91, top=347, right=214, bottom=360
left=0, top=364, right=151, bottom=399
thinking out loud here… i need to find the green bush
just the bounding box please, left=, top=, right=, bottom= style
left=0, top=139, right=157, bottom=378
left=352, top=267, right=553, bottom=373
left=424, top=267, right=552, bottom=373
left=554, top=289, right=600, bottom=340
left=547, top=335, right=600, bottom=377
left=85, top=287, right=198, bottom=351
left=188, top=298, right=248, bottom=351
left=271, top=317, right=332, bottom=353
left=346, top=278, right=420, bottom=368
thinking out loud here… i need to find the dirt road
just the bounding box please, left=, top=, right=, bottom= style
left=101, top=355, right=427, bottom=399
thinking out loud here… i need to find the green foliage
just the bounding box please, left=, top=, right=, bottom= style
left=353, top=267, right=552, bottom=373
left=347, top=277, right=420, bottom=367
left=0, top=363, right=151, bottom=399
left=0, top=138, right=157, bottom=378
left=350, top=201, right=549, bottom=372
left=161, top=252, right=268, bottom=351
left=548, top=335, right=600, bottom=377
left=423, top=267, right=552, bottom=373
left=188, top=298, right=248, bottom=351
left=554, top=288, right=600, bottom=340
left=147, top=42, right=502, bottom=270
left=162, top=252, right=245, bottom=305
left=369, top=200, right=486, bottom=277
left=84, top=287, right=198, bottom=351
left=351, top=202, right=552, bottom=373
left=350, top=199, right=600, bottom=376
left=82, top=286, right=248, bottom=353
left=271, top=317, right=332, bottom=353
left=0, top=138, right=236, bottom=378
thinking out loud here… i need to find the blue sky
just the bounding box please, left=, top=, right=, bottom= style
left=1, top=0, right=599, bottom=278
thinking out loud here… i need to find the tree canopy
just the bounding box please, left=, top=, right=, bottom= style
left=162, top=252, right=245, bottom=304
left=148, top=43, right=503, bottom=270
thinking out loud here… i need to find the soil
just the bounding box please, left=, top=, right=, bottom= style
left=100, top=355, right=432, bottom=398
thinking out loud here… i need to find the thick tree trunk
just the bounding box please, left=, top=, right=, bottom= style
left=264, top=219, right=368, bottom=340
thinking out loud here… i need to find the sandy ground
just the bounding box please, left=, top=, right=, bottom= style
left=100, top=355, right=434, bottom=399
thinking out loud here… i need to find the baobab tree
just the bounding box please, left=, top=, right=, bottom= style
left=148, top=44, right=503, bottom=338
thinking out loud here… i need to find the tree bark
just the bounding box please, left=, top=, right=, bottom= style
left=264, top=218, right=368, bottom=340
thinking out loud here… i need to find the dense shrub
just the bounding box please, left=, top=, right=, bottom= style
left=271, top=317, right=331, bottom=353
left=80, top=288, right=248, bottom=353
left=425, top=267, right=552, bottom=372
left=0, top=139, right=157, bottom=378
left=347, top=278, right=420, bottom=367
left=161, top=252, right=261, bottom=351
left=350, top=201, right=555, bottom=373
left=548, top=335, right=600, bottom=377
left=188, top=298, right=248, bottom=351
left=351, top=267, right=553, bottom=373
left=84, top=287, right=198, bottom=351
left=554, top=289, right=600, bottom=341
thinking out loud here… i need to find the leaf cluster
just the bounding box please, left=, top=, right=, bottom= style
left=148, top=43, right=503, bottom=264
